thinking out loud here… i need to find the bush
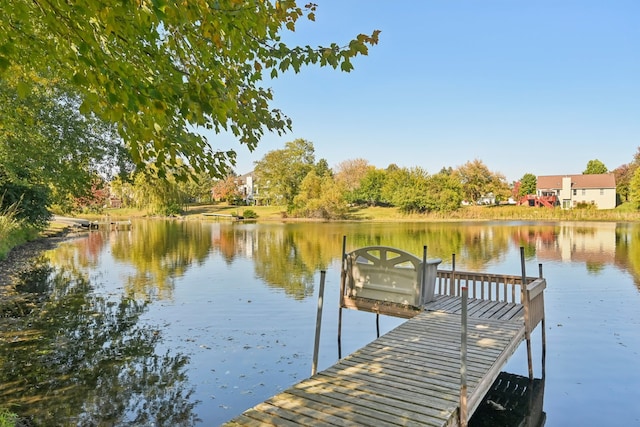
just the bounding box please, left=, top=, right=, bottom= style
left=159, top=203, right=183, bottom=217
left=0, top=173, right=51, bottom=228
left=575, top=201, right=596, bottom=210
left=242, top=209, right=258, bottom=219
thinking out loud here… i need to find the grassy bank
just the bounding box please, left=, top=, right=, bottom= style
left=0, top=203, right=40, bottom=261
left=95, top=203, right=640, bottom=223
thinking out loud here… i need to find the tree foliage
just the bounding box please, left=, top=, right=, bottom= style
left=334, top=158, right=371, bottom=193
left=314, top=158, right=332, bottom=178
left=427, top=171, right=464, bottom=212
left=629, top=168, right=640, bottom=209
left=583, top=159, right=608, bottom=174
left=351, top=168, right=388, bottom=206
left=0, top=78, right=129, bottom=218
left=0, top=1, right=380, bottom=179
left=291, top=171, right=348, bottom=219
left=613, top=147, right=640, bottom=203
left=0, top=169, right=50, bottom=227
left=454, top=159, right=509, bottom=203
left=519, top=173, right=537, bottom=196
left=253, top=138, right=315, bottom=207
left=212, top=174, right=243, bottom=204
left=380, top=167, right=462, bottom=213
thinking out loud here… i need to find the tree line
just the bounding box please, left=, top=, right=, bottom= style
left=2, top=0, right=640, bottom=255
left=206, top=139, right=640, bottom=219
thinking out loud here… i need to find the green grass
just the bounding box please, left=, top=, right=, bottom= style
left=92, top=203, right=640, bottom=223
left=0, top=201, right=24, bottom=260
left=0, top=408, right=18, bottom=427
left=345, top=204, right=640, bottom=222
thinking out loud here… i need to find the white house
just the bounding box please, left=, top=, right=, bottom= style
left=234, top=172, right=256, bottom=205
left=536, top=173, right=617, bottom=209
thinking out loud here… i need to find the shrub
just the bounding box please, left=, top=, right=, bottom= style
left=242, top=209, right=258, bottom=219
left=0, top=172, right=51, bottom=228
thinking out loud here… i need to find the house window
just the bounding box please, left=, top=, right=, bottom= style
left=600, top=188, right=604, bottom=195
left=582, top=189, right=586, bottom=196
left=572, top=189, right=577, bottom=196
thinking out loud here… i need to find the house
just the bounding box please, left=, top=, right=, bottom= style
left=536, top=173, right=617, bottom=209
left=234, top=172, right=257, bottom=205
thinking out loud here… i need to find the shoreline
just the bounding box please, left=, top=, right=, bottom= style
left=0, top=231, right=76, bottom=288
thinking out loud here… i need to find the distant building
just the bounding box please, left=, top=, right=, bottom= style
left=234, top=172, right=256, bottom=205
left=536, top=173, right=617, bottom=209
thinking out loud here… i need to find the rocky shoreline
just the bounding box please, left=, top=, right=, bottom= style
left=0, top=234, right=71, bottom=288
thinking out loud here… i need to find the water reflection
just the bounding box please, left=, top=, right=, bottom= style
left=0, top=257, right=198, bottom=425
left=470, top=372, right=545, bottom=427
left=46, top=220, right=640, bottom=302
left=5, top=220, right=638, bottom=425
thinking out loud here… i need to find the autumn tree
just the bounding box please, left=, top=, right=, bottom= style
left=1, top=1, right=379, bottom=179
left=212, top=174, right=243, bottom=204
left=454, top=159, right=510, bottom=203
left=253, top=139, right=315, bottom=207
left=334, top=158, right=371, bottom=194
left=583, top=159, right=608, bottom=174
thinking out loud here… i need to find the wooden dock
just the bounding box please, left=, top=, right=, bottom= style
left=224, top=249, right=546, bottom=427
left=53, top=216, right=132, bottom=230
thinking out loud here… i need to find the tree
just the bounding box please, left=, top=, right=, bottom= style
left=454, top=159, right=509, bottom=203
left=351, top=168, right=388, bottom=206
left=334, top=158, right=371, bottom=193
left=212, top=174, right=243, bottom=204
left=183, top=171, right=217, bottom=204
left=131, top=168, right=190, bottom=215
left=426, top=172, right=464, bottom=212
left=0, top=78, right=129, bottom=218
left=253, top=139, right=315, bottom=207
left=583, top=159, right=608, bottom=174
left=613, top=147, right=640, bottom=203
left=518, top=173, right=537, bottom=196
left=314, top=159, right=333, bottom=178
left=1, top=1, right=379, bottom=179
left=629, top=168, right=640, bottom=209
left=291, top=171, right=348, bottom=219
left=381, top=167, right=432, bottom=213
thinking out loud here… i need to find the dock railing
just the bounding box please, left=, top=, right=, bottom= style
left=435, top=269, right=533, bottom=304
left=435, top=266, right=546, bottom=379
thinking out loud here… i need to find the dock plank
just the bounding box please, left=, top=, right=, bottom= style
left=224, top=296, right=526, bottom=427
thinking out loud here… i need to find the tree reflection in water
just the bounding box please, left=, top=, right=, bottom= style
left=0, top=257, right=199, bottom=426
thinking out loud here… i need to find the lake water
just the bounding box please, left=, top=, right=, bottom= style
left=1, top=220, right=639, bottom=426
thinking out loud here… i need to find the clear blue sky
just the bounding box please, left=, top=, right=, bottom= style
left=206, top=1, right=639, bottom=183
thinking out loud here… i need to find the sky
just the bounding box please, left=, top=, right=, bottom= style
left=204, top=1, right=639, bottom=183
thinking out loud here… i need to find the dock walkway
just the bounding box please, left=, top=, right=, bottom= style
left=224, top=246, right=546, bottom=427
left=225, top=296, right=536, bottom=426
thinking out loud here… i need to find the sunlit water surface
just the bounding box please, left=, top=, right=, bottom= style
left=1, top=220, right=639, bottom=426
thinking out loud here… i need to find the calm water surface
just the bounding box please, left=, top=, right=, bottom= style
left=1, top=220, right=639, bottom=426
